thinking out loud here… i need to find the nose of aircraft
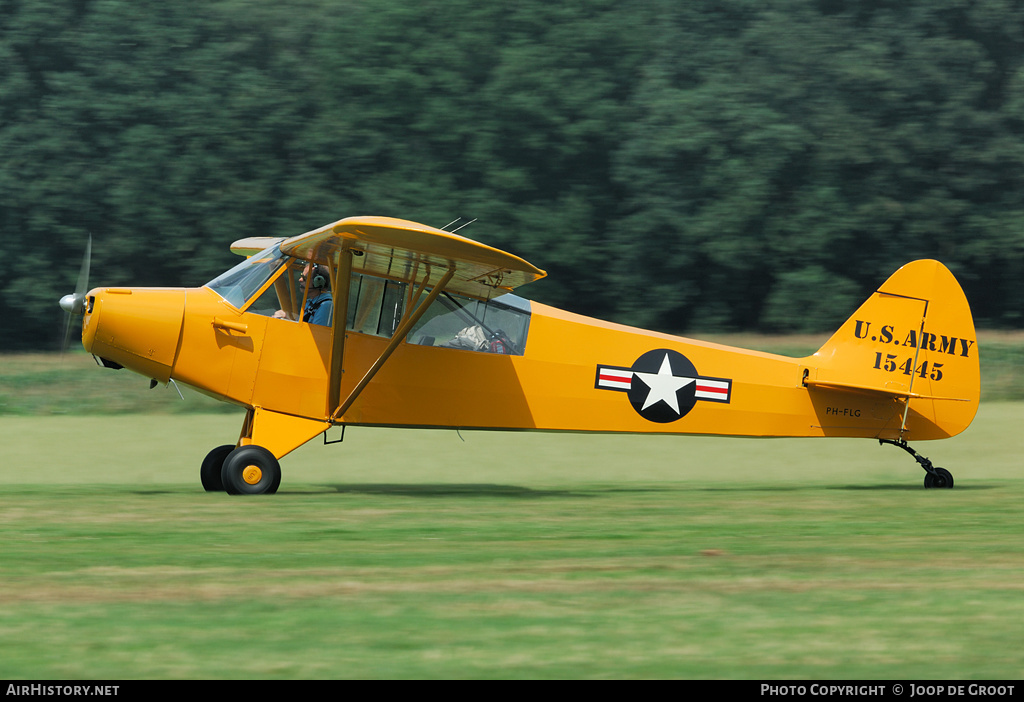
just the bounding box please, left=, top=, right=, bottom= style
left=58, top=293, right=83, bottom=315
left=81, top=287, right=188, bottom=383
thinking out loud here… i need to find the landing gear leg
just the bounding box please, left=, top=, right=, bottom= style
left=878, top=439, right=954, bottom=489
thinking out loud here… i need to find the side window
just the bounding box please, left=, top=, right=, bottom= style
left=246, top=261, right=302, bottom=319
left=259, top=260, right=335, bottom=327
left=347, top=273, right=407, bottom=338
left=409, top=293, right=531, bottom=355
left=242, top=258, right=333, bottom=326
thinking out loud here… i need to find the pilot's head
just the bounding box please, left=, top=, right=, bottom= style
left=299, top=262, right=330, bottom=294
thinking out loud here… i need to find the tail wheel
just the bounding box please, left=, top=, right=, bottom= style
left=222, top=446, right=282, bottom=495
left=879, top=440, right=955, bottom=489
left=200, top=445, right=235, bottom=492
left=924, top=467, right=954, bottom=489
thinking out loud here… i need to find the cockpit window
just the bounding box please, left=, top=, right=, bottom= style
left=205, top=244, right=290, bottom=311
left=409, top=293, right=531, bottom=355
left=206, top=249, right=532, bottom=353
left=348, top=273, right=407, bottom=337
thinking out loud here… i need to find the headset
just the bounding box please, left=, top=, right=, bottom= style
left=310, top=265, right=328, bottom=290
left=303, top=263, right=329, bottom=291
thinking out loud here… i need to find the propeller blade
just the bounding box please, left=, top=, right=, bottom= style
left=75, top=233, right=92, bottom=301
left=59, top=234, right=93, bottom=354
left=61, top=310, right=74, bottom=354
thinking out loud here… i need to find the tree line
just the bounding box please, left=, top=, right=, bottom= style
left=3, top=0, right=1024, bottom=350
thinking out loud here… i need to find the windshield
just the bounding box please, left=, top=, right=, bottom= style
left=205, top=244, right=290, bottom=310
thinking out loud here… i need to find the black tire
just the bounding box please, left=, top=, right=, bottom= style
left=221, top=445, right=282, bottom=495
left=200, top=445, right=235, bottom=492
left=924, top=467, right=954, bottom=489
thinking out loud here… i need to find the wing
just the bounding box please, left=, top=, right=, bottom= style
left=278, top=216, right=546, bottom=298
left=230, top=237, right=286, bottom=257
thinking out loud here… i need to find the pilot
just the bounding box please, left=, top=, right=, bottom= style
left=300, top=262, right=333, bottom=326
left=275, top=262, right=332, bottom=325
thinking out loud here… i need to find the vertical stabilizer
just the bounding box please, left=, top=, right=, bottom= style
left=805, top=260, right=979, bottom=440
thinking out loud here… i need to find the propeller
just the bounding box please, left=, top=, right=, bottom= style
left=59, top=234, right=92, bottom=353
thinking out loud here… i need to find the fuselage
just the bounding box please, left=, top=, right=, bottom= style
left=81, top=278, right=974, bottom=451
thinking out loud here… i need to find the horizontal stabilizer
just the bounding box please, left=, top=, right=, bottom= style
left=804, top=377, right=971, bottom=402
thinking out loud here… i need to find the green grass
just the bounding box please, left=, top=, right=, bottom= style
left=0, top=352, right=235, bottom=415
left=1, top=405, right=1023, bottom=678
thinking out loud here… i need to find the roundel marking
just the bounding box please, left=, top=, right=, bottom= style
left=595, top=349, right=733, bottom=423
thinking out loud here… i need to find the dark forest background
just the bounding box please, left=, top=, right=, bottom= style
left=3, top=0, right=1024, bottom=350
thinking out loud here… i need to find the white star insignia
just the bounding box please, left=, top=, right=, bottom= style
left=632, top=353, right=694, bottom=414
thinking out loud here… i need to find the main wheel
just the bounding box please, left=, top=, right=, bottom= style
left=200, top=444, right=235, bottom=492
left=924, top=467, right=954, bottom=489
left=221, top=445, right=282, bottom=495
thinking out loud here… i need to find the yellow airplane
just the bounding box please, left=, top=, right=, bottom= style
left=60, top=216, right=979, bottom=494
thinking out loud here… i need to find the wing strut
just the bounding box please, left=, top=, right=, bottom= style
left=328, top=245, right=355, bottom=415
left=329, top=265, right=457, bottom=423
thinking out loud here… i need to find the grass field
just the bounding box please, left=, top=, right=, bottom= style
left=1, top=402, right=1023, bottom=678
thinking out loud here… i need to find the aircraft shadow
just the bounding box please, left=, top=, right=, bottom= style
left=829, top=483, right=998, bottom=491
left=690, top=484, right=997, bottom=492
left=311, top=483, right=588, bottom=499
left=133, top=483, right=997, bottom=497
